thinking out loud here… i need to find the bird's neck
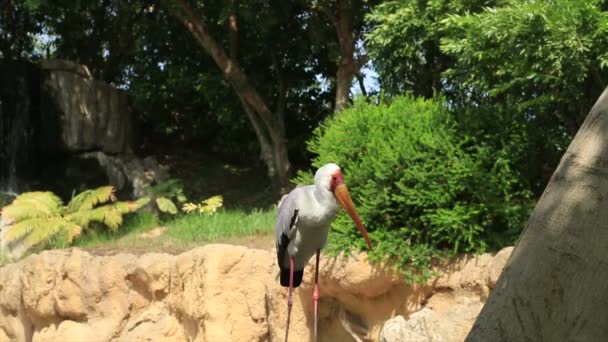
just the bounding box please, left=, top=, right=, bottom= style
left=313, top=186, right=338, bottom=212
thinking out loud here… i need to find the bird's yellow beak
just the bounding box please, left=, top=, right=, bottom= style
left=334, top=184, right=372, bottom=249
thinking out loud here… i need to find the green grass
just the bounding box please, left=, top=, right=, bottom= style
left=165, top=208, right=276, bottom=243
left=40, top=208, right=277, bottom=255
left=71, top=211, right=160, bottom=248
left=5, top=152, right=282, bottom=258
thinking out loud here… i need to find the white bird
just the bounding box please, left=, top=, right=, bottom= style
left=276, top=163, right=372, bottom=342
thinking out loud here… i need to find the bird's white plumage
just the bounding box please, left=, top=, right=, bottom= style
left=276, top=163, right=342, bottom=271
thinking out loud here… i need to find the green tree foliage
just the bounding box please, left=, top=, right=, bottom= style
left=440, top=0, right=608, bottom=193
left=1, top=186, right=145, bottom=251
left=14, top=0, right=382, bottom=174
left=365, top=0, right=495, bottom=97
left=296, top=96, right=533, bottom=280
left=0, top=0, right=41, bottom=60
left=25, top=0, right=153, bottom=84
left=441, top=0, right=608, bottom=127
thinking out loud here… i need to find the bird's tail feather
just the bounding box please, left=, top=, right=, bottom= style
left=280, top=267, right=303, bottom=287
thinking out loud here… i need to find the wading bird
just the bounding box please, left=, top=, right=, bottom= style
left=276, top=163, right=372, bottom=342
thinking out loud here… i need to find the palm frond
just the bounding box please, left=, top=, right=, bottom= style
left=67, top=186, right=116, bottom=212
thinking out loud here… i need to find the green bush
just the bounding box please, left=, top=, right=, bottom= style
left=295, top=96, right=533, bottom=281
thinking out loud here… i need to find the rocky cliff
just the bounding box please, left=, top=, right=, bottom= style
left=0, top=245, right=512, bottom=342
left=0, top=59, right=167, bottom=199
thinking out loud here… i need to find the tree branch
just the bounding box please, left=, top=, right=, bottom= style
left=312, top=2, right=338, bottom=25
left=272, top=52, right=288, bottom=132
left=355, top=54, right=368, bottom=70
left=166, top=0, right=278, bottom=135
left=229, top=0, right=238, bottom=61
left=357, top=73, right=367, bottom=97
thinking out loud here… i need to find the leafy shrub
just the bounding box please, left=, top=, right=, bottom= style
left=143, top=179, right=188, bottom=215
left=142, top=178, right=225, bottom=216
left=182, top=195, right=224, bottom=215
left=0, top=186, right=147, bottom=252
left=295, top=96, right=533, bottom=281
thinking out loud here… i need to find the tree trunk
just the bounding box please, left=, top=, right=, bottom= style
left=467, top=87, right=608, bottom=341
left=317, top=0, right=368, bottom=112
left=166, top=0, right=291, bottom=189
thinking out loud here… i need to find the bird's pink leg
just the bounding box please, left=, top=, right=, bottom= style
left=313, top=249, right=320, bottom=342
left=284, top=256, right=295, bottom=342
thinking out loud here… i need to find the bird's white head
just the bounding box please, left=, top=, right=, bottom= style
left=314, top=163, right=341, bottom=191
left=313, top=163, right=372, bottom=249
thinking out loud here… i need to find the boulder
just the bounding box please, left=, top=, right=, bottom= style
left=40, top=59, right=135, bottom=155
left=80, top=152, right=170, bottom=197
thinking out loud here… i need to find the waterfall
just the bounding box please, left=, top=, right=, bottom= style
left=0, top=85, right=15, bottom=196
left=0, top=61, right=38, bottom=198
left=5, top=77, right=30, bottom=194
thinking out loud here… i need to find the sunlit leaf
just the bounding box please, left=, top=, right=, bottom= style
left=156, top=197, right=178, bottom=214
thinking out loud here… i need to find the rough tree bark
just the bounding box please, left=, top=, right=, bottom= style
left=315, top=0, right=368, bottom=112
left=467, top=87, right=608, bottom=341
left=166, top=0, right=291, bottom=189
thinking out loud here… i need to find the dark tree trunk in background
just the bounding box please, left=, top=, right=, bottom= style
left=316, top=0, right=368, bottom=112
left=166, top=0, right=292, bottom=190
left=467, top=87, right=608, bottom=341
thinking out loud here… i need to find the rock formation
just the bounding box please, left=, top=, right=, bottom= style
left=40, top=59, right=135, bottom=155
left=0, top=244, right=512, bottom=342
left=0, top=59, right=168, bottom=198
left=39, top=59, right=169, bottom=198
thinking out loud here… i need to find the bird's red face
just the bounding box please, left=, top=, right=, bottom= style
left=330, top=170, right=372, bottom=249
left=329, top=170, right=345, bottom=193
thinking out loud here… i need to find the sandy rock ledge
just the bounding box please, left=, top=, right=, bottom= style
left=0, top=245, right=512, bottom=342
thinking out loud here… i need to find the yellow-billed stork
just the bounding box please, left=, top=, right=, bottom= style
left=276, top=163, right=372, bottom=342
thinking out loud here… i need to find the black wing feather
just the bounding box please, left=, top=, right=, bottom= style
left=277, top=209, right=303, bottom=287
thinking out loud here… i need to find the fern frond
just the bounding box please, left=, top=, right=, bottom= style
left=67, top=186, right=116, bottom=212
left=62, top=224, right=83, bottom=244
left=200, top=195, right=223, bottom=214
left=23, top=220, right=81, bottom=248
left=134, top=197, right=151, bottom=210
left=12, top=191, right=63, bottom=208
left=4, top=217, right=70, bottom=243
left=182, top=202, right=198, bottom=213
left=1, top=203, right=52, bottom=223
left=2, top=192, right=63, bottom=222
left=156, top=197, right=178, bottom=214
left=111, top=201, right=131, bottom=214
left=67, top=205, right=124, bottom=231
left=101, top=209, right=123, bottom=231
left=112, top=199, right=147, bottom=214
